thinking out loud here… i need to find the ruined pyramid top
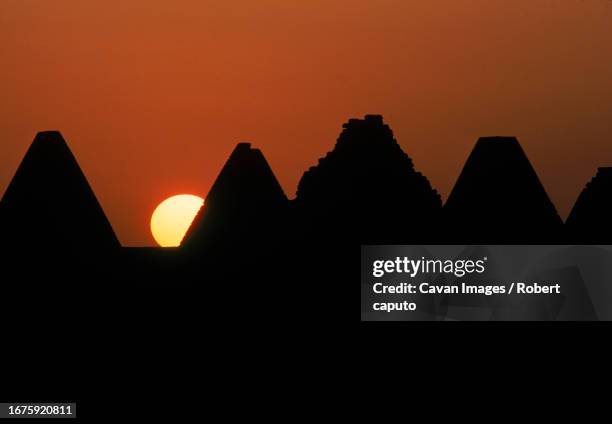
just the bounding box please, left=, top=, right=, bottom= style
left=295, top=115, right=442, bottom=242
left=444, top=136, right=563, bottom=241
left=0, top=131, right=119, bottom=251
left=297, top=115, right=439, bottom=201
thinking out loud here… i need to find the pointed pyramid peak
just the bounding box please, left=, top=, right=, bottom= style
left=29, top=131, right=69, bottom=149
left=15, top=131, right=80, bottom=177
left=35, top=130, right=63, bottom=137
left=203, top=142, right=286, bottom=203
left=472, top=137, right=523, bottom=157
left=0, top=132, right=119, bottom=252
left=35, top=130, right=63, bottom=138
left=476, top=136, right=519, bottom=144
left=476, top=135, right=522, bottom=149
left=233, top=142, right=252, bottom=151
left=181, top=143, right=287, bottom=248
left=445, top=136, right=562, bottom=242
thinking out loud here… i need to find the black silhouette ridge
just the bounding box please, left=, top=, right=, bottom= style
left=4, top=113, right=612, bottom=416
left=2, top=119, right=612, bottom=329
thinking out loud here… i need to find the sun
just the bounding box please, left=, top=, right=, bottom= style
left=151, top=194, right=204, bottom=247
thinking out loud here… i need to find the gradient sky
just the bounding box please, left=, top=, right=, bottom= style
left=2, top=0, right=612, bottom=245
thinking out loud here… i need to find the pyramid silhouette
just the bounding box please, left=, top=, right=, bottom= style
left=444, top=136, right=562, bottom=242
left=181, top=143, right=288, bottom=251
left=0, top=131, right=119, bottom=253
left=295, top=114, right=442, bottom=243
left=566, top=167, right=612, bottom=242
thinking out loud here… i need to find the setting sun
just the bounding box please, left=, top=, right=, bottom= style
left=150, top=194, right=204, bottom=247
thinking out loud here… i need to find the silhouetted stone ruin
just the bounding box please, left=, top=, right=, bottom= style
left=295, top=115, right=442, bottom=243
left=0, top=131, right=120, bottom=337
left=444, top=136, right=563, bottom=243
left=3, top=118, right=612, bottom=322
left=182, top=142, right=288, bottom=253
left=0, top=131, right=119, bottom=258
left=566, top=167, right=612, bottom=242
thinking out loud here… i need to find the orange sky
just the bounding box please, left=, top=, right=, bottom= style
left=2, top=0, right=612, bottom=246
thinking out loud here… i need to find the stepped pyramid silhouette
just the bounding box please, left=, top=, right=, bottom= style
left=444, top=137, right=562, bottom=242
left=566, top=167, right=612, bottom=242
left=0, top=131, right=119, bottom=254
left=181, top=143, right=288, bottom=251
left=295, top=114, right=442, bottom=243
